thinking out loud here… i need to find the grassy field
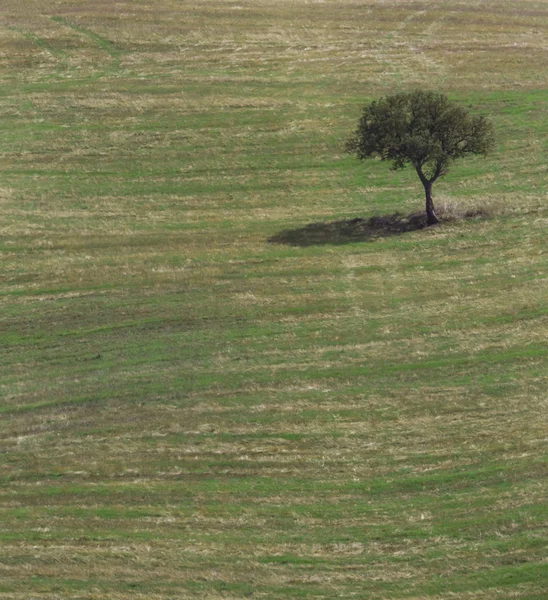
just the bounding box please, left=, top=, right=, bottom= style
left=1, top=0, right=547, bottom=598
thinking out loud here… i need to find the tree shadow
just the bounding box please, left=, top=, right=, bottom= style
left=268, top=211, right=429, bottom=247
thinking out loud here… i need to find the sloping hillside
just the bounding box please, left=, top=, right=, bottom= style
left=1, top=1, right=547, bottom=598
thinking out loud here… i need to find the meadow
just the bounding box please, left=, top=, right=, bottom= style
left=1, top=0, right=547, bottom=598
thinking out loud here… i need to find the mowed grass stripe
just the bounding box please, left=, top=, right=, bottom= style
left=1, top=0, right=547, bottom=598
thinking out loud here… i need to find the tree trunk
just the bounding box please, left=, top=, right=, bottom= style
left=424, top=181, right=440, bottom=226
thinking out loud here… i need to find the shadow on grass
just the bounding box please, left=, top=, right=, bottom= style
left=268, top=211, right=429, bottom=247
left=268, top=206, right=492, bottom=247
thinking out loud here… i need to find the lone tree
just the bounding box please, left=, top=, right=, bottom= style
left=347, top=91, right=495, bottom=226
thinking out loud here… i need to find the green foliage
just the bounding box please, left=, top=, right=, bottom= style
left=347, top=91, right=495, bottom=224
left=347, top=91, right=495, bottom=183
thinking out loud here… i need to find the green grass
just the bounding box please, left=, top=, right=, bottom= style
left=1, top=0, right=547, bottom=598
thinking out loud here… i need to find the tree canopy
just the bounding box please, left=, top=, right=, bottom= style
left=347, top=91, right=495, bottom=225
